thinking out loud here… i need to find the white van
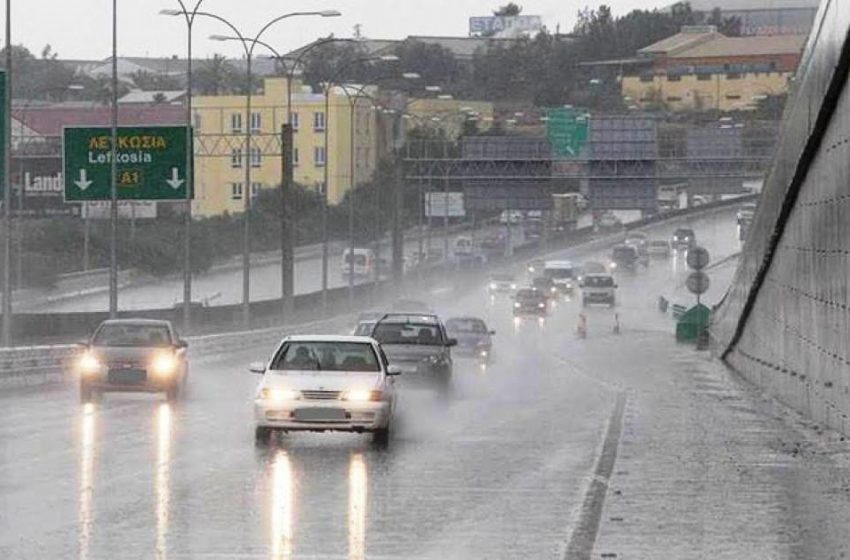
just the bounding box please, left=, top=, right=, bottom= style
left=543, top=260, right=577, bottom=293
left=580, top=273, right=617, bottom=307
left=342, top=248, right=376, bottom=280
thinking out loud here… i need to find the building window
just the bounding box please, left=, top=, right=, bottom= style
left=726, top=73, right=741, bottom=80
left=697, top=74, right=712, bottom=81
left=250, top=147, right=262, bottom=168
left=231, top=182, right=243, bottom=200
left=639, top=74, right=654, bottom=83
left=291, top=112, right=299, bottom=131
left=726, top=94, right=742, bottom=100
left=231, top=149, right=243, bottom=168
left=667, top=75, right=681, bottom=82
left=666, top=96, right=682, bottom=102
left=250, top=112, right=261, bottom=132
left=251, top=182, right=262, bottom=198
left=313, top=111, right=326, bottom=131
left=314, top=146, right=326, bottom=167
left=293, top=147, right=300, bottom=167
left=230, top=113, right=243, bottom=133
left=193, top=113, right=202, bottom=132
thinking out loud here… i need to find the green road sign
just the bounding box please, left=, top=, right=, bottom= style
left=547, top=107, right=589, bottom=158
left=63, top=125, right=192, bottom=201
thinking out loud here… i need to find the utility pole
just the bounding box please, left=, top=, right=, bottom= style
left=280, top=124, right=294, bottom=320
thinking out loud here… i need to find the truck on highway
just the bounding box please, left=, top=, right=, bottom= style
left=551, top=193, right=582, bottom=232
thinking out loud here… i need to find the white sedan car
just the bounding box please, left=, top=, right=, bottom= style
left=250, top=335, right=401, bottom=446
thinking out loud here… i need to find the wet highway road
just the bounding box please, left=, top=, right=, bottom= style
left=0, top=210, right=741, bottom=559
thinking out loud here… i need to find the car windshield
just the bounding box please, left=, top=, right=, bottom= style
left=544, top=268, right=573, bottom=279
left=345, top=253, right=367, bottom=265
left=92, top=324, right=172, bottom=347
left=517, top=289, right=544, bottom=301
left=675, top=229, right=694, bottom=237
left=651, top=241, right=668, bottom=247
left=353, top=322, right=375, bottom=336
left=584, top=276, right=615, bottom=288
left=492, top=274, right=514, bottom=282
left=271, top=341, right=380, bottom=372
left=372, top=322, right=444, bottom=346
left=613, top=247, right=636, bottom=259
left=446, top=318, right=488, bottom=334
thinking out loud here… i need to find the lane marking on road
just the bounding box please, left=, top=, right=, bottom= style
left=563, top=391, right=627, bottom=560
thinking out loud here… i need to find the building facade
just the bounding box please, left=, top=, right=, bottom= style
left=620, top=28, right=806, bottom=112
left=192, top=78, right=379, bottom=216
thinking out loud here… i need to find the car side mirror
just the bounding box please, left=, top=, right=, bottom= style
left=248, top=362, right=266, bottom=374
left=176, top=339, right=188, bottom=349
left=447, top=338, right=458, bottom=347
left=386, top=365, right=402, bottom=376
left=614, top=284, right=619, bottom=289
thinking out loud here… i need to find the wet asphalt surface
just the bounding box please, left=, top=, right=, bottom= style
left=0, top=211, right=742, bottom=559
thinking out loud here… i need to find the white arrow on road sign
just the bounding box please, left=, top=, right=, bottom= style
left=166, top=167, right=185, bottom=190
left=74, top=169, right=93, bottom=191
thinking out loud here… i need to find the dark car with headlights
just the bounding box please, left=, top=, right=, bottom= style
left=76, top=319, right=188, bottom=403
left=513, top=288, right=548, bottom=316
left=369, top=313, right=455, bottom=391
left=445, top=317, right=495, bottom=362
left=672, top=227, right=696, bottom=249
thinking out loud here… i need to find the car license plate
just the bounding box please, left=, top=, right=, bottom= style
left=108, top=369, right=146, bottom=384
left=294, top=408, right=347, bottom=422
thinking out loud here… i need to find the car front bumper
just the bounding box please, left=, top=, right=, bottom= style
left=82, top=370, right=179, bottom=393
left=255, top=399, right=391, bottom=432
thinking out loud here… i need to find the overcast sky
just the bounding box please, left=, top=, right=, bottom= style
left=8, top=1, right=657, bottom=61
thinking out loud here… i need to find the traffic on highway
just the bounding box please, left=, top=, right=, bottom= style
left=6, top=0, right=848, bottom=557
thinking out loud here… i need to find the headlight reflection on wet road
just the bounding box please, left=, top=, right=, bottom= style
left=79, top=402, right=96, bottom=560
left=155, top=403, right=172, bottom=560
left=271, top=450, right=295, bottom=560
left=348, top=453, right=367, bottom=560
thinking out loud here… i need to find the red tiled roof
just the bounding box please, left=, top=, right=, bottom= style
left=13, top=105, right=185, bottom=136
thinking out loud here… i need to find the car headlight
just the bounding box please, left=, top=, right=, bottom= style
left=260, top=388, right=300, bottom=402
left=610, top=262, right=617, bottom=269
left=151, top=352, right=178, bottom=377
left=514, top=302, right=521, bottom=308
left=510, top=283, right=517, bottom=290
left=479, top=350, right=489, bottom=358
left=528, top=266, right=535, bottom=273
left=343, top=389, right=382, bottom=402
left=489, top=282, right=498, bottom=290
left=538, top=302, right=545, bottom=308
left=78, top=351, right=101, bottom=375
left=551, top=287, right=557, bottom=293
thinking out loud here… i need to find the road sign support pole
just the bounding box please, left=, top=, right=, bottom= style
left=321, top=88, right=330, bottom=316
left=108, top=0, right=119, bottom=318
left=241, top=54, right=253, bottom=328
left=347, top=102, right=356, bottom=310
left=280, top=124, right=294, bottom=321
left=181, top=4, right=195, bottom=335
left=1, top=11, right=12, bottom=347
left=392, top=148, right=404, bottom=287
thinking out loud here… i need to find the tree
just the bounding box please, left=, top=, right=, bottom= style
left=129, top=69, right=181, bottom=91
left=193, top=54, right=240, bottom=95
left=494, top=3, right=522, bottom=16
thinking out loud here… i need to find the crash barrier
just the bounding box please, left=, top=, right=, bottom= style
left=0, top=195, right=750, bottom=386
left=712, top=3, right=850, bottom=435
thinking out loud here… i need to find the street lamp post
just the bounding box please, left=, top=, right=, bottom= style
left=2, top=0, right=12, bottom=345
left=160, top=1, right=206, bottom=335
left=181, top=8, right=340, bottom=328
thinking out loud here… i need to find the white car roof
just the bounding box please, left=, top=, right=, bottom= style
left=284, top=335, right=376, bottom=344
left=584, top=272, right=614, bottom=278
left=544, top=260, right=574, bottom=268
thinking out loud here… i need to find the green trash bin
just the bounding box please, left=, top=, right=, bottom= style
left=676, top=304, right=711, bottom=343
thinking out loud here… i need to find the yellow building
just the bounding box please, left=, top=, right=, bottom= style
left=614, top=29, right=805, bottom=112
left=622, top=70, right=793, bottom=112
left=192, top=77, right=378, bottom=216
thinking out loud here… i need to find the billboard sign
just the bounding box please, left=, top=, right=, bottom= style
left=426, top=192, right=465, bottom=218
left=469, top=15, right=543, bottom=37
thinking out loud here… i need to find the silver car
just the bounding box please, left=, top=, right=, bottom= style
left=76, top=319, right=189, bottom=403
